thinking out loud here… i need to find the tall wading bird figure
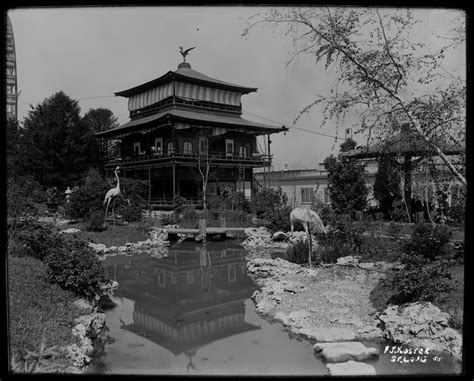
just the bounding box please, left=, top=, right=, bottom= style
left=179, top=46, right=196, bottom=63
left=103, top=166, right=128, bottom=227
left=290, top=207, right=328, bottom=267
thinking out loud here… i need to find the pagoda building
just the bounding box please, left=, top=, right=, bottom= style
left=96, top=50, right=286, bottom=209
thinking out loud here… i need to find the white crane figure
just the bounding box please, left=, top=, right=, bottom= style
left=290, top=207, right=327, bottom=267
left=179, top=46, right=196, bottom=63
left=103, top=166, right=123, bottom=227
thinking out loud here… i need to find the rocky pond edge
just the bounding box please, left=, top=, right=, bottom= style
left=78, top=225, right=462, bottom=375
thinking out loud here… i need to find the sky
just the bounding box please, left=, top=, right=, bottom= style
left=8, top=6, right=465, bottom=170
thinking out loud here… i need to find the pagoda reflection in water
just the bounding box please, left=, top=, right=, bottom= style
left=104, top=241, right=260, bottom=355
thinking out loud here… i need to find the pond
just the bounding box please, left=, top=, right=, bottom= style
left=87, top=240, right=461, bottom=376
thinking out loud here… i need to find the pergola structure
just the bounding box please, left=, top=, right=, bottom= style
left=341, top=124, right=464, bottom=220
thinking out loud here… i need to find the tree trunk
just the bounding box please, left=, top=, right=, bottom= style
left=403, top=154, right=412, bottom=222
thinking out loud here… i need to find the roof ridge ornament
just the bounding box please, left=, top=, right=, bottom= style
left=179, top=46, right=196, bottom=66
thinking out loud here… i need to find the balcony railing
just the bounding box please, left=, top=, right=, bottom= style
left=104, top=149, right=272, bottom=167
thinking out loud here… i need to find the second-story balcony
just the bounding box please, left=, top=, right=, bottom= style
left=104, top=149, right=272, bottom=169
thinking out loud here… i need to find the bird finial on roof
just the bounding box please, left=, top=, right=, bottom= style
left=179, top=46, right=196, bottom=63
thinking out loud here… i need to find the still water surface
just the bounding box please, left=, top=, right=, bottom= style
left=89, top=240, right=461, bottom=376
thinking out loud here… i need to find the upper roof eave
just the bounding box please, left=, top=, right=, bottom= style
left=115, top=69, right=258, bottom=98
left=95, top=109, right=287, bottom=138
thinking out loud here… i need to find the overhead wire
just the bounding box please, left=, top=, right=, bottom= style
left=244, top=109, right=343, bottom=140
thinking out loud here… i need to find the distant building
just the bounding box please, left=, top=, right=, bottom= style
left=96, top=52, right=287, bottom=209
left=254, top=161, right=378, bottom=208
left=6, top=15, right=18, bottom=122
left=255, top=155, right=463, bottom=211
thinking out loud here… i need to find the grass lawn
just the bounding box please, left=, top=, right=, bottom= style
left=8, top=255, right=82, bottom=365
left=57, top=221, right=151, bottom=247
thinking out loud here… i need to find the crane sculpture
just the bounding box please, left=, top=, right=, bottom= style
left=103, top=166, right=129, bottom=227
left=179, top=46, right=196, bottom=63
left=290, top=207, right=327, bottom=267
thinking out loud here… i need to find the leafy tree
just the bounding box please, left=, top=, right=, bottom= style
left=82, top=108, right=120, bottom=159
left=373, top=153, right=401, bottom=218
left=243, top=8, right=466, bottom=190
left=82, top=108, right=118, bottom=133
left=6, top=119, right=22, bottom=177
left=16, top=91, right=101, bottom=189
left=324, top=141, right=368, bottom=214
left=251, top=187, right=288, bottom=217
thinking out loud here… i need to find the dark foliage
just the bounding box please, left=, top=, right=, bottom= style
left=374, top=154, right=401, bottom=218
left=44, top=239, right=107, bottom=299
left=7, top=176, right=39, bottom=219
left=64, top=168, right=109, bottom=219
left=14, top=91, right=102, bottom=189
left=10, top=219, right=61, bottom=261
left=324, top=153, right=368, bottom=215
left=387, top=222, right=455, bottom=304
left=263, top=205, right=293, bottom=233
left=85, top=209, right=106, bottom=232
left=401, top=223, right=452, bottom=261
left=251, top=187, right=288, bottom=218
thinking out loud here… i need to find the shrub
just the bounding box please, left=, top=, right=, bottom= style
left=85, top=209, right=106, bottom=232
left=7, top=176, right=39, bottom=219
left=286, top=238, right=320, bottom=265
left=385, top=222, right=456, bottom=305
left=446, top=203, right=465, bottom=226
left=251, top=188, right=287, bottom=218
left=118, top=203, right=143, bottom=222
left=388, top=260, right=454, bottom=304
left=64, top=168, right=109, bottom=220
left=9, top=219, right=60, bottom=261
left=402, top=223, right=452, bottom=262
left=263, top=205, right=292, bottom=233
left=44, top=239, right=107, bottom=299
left=317, top=213, right=364, bottom=263
left=173, top=195, right=189, bottom=213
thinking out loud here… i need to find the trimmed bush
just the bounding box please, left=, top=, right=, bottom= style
left=389, top=260, right=453, bottom=304
left=7, top=176, right=39, bottom=219
left=64, top=168, right=109, bottom=220
left=85, top=209, right=106, bottom=232
left=263, top=205, right=292, bottom=233
left=402, top=223, right=452, bottom=261
left=9, top=219, right=61, bottom=261
left=317, top=212, right=364, bottom=263
left=286, top=239, right=321, bottom=265
left=44, top=239, right=107, bottom=299
left=385, top=222, right=455, bottom=305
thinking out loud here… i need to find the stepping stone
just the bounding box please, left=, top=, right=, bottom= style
left=298, top=327, right=356, bottom=342
left=314, top=342, right=379, bottom=363
left=327, top=360, right=376, bottom=376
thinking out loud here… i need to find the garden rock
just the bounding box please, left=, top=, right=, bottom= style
left=314, top=342, right=379, bottom=363
left=327, top=360, right=376, bottom=376
left=67, top=312, right=106, bottom=368
left=60, top=228, right=81, bottom=234
left=297, top=327, right=356, bottom=342
left=274, top=310, right=312, bottom=329
left=356, top=324, right=383, bottom=340
left=272, top=231, right=289, bottom=241
left=378, top=302, right=462, bottom=361
left=336, top=256, right=361, bottom=266
left=73, top=298, right=93, bottom=314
